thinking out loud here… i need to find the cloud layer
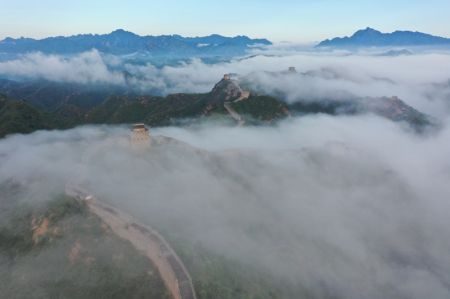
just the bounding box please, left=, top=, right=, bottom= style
left=1, top=46, right=450, bottom=298
left=1, top=48, right=449, bottom=119
left=1, top=114, right=450, bottom=298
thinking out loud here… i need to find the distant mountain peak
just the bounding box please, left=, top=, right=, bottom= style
left=317, top=28, right=450, bottom=48
left=111, top=29, right=130, bottom=34
left=352, top=27, right=382, bottom=37
left=110, top=29, right=137, bottom=36
left=359, top=27, right=378, bottom=33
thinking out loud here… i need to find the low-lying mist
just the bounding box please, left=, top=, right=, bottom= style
left=1, top=49, right=450, bottom=120
left=1, top=114, right=450, bottom=299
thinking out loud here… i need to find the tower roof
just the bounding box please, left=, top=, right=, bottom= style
left=132, top=123, right=148, bottom=131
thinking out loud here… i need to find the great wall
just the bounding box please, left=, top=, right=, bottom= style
left=222, top=74, right=251, bottom=126
left=61, top=73, right=287, bottom=298
left=66, top=182, right=197, bottom=299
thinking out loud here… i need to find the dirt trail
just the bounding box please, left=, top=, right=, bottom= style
left=66, top=186, right=197, bottom=299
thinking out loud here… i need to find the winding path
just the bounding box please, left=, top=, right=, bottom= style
left=66, top=186, right=197, bottom=299
left=224, top=80, right=250, bottom=126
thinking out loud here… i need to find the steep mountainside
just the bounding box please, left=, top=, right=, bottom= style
left=317, top=27, right=450, bottom=48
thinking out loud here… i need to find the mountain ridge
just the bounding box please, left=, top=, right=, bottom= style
left=0, top=29, right=271, bottom=57
left=317, top=27, right=450, bottom=48
left=0, top=75, right=434, bottom=138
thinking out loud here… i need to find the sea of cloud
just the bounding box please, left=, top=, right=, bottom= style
left=1, top=45, right=450, bottom=298
left=1, top=113, right=450, bottom=298
left=0, top=47, right=449, bottom=118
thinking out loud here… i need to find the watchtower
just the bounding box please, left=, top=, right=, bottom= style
left=131, top=123, right=151, bottom=148
left=288, top=67, right=297, bottom=73
left=223, top=74, right=231, bottom=80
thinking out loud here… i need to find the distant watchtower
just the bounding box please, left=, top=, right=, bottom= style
left=131, top=123, right=151, bottom=148
left=288, top=67, right=297, bottom=73
left=223, top=74, right=231, bottom=80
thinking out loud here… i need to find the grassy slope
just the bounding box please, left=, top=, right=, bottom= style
left=0, top=193, right=170, bottom=299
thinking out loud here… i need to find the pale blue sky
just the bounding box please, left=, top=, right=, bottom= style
left=1, top=0, right=449, bottom=42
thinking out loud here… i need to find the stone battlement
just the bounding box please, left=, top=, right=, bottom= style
left=131, top=123, right=151, bottom=148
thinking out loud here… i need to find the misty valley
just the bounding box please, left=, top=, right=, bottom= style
left=1, top=26, right=450, bottom=299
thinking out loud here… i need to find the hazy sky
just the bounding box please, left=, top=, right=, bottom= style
left=1, top=0, right=450, bottom=42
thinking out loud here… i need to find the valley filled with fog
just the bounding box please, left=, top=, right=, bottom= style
left=1, top=47, right=450, bottom=118
left=1, top=43, right=450, bottom=299
left=2, top=117, right=450, bottom=298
